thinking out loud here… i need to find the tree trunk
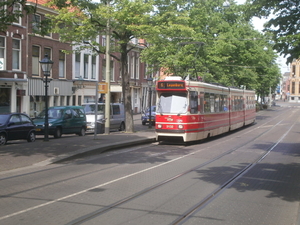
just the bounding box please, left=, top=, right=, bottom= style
left=120, top=43, right=134, bottom=133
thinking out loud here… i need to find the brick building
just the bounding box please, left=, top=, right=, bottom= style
left=288, top=59, right=300, bottom=102
left=0, top=0, right=154, bottom=117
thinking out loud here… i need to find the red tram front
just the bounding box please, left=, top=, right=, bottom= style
left=155, top=76, right=256, bottom=142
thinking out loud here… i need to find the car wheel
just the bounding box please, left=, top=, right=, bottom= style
left=0, top=133, right=7, bottom=145
left=78, top=127, right=85, bottom=136
left=27, top=131, right=36, bottom=142
left=53, top=127, right=62, bottom=138
left=119, top=122, right=125, bottom=131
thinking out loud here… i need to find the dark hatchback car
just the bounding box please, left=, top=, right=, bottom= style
left=141, top=106, right=156, bottom=125
left=0, top=113, right=36, bottom=145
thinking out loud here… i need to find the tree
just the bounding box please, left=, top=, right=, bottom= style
left=45, top=0, right=157, bottom=133
left=247, top=0, right=300, bottom=63
left=142, top=0, right=280, bottom=92
left=0, top=0, right=36, bottom=32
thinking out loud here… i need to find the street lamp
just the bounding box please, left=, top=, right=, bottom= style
left=39, top=54, right=53, bottom=141
left=147, top=77, right=153, bottom=129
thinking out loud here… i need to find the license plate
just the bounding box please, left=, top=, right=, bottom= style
left=36, top=128, right=41, bottom=131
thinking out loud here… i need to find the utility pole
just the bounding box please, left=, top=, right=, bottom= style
left=104, top=0, right=111, bottom=134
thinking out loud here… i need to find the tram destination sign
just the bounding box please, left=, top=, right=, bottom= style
left=157, top=81, right=186, bottom=90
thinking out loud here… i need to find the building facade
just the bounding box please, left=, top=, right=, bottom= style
left=288, top=59, right=300, bottom=102
left=0, top=0, right=154, bottom=117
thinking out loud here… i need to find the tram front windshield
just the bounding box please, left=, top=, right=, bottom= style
left=157, top=93, right=187, bottom=114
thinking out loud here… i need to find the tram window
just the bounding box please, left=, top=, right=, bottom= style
left=215, top=94, right=220, bottom=112
left=240, top=96, right=244, bottom=110
left=204, top=93, right=210, bottom=113
left=158, top=93, right=187, bottom=114
left=224, top=95, right=228, bottom=111
left=210, top=94, right=215, bottom=113
left=190, top=91, right=198, bottom=114
left=200, top=92, right=204, bottom=113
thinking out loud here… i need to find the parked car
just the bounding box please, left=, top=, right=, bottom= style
left=82, top=103, right=125, bottom=133
left=0, top=113, right=36, bottom=145
left=141, top=106, right=156, bottom=125
left=33, top=106, right=87, bottom=138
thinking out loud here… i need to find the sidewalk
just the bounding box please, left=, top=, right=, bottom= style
left=0, top=114, right=156, bottom=173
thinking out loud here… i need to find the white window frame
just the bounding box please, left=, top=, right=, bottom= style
left=32, top=14, right=41, bottom=33
left=91, top=55, right=96, bottom=79
left=32, top=45, right=40, bottom=76
left=102, top=59, right=114, bottom=81
left=131, top=55, right=135, bottom=79
left=12, top=39, right=21, bottom=70
left=102, top=35, right=106, bottom=46
left=13, top=3, right=22, bottom=25
left=83, top=54, right=89, bottom=79
left=75, top=53, right=81, bottom=78
left=59, top=50, right=66, bottom=78
left=0, top=36, right=6, bottom=70
left=135, top=56, right=140, bottom=79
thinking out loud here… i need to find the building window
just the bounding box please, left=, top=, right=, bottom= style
left=91, top=55, right=96, bottom=79
left=101, top=35, right=106, bottom=46
left=134, top=88, right=138, bottom=104
left=12, top=39, right=20, bottom=70
left=84, top=54, right=89, bottom=79
left=13, top=3, right=22, bottom=25
left=75, top=53, right=81, bottom=78
left=102, top=59, right=114, bottom=81
left=59, top=50, right=65, bottom=78
left=135, top=56, right=139, bottom=79
left=32, top=46, right=40, bottom=76
left=292, top=65, right=296, bottom=77
left=32, top=14, right=41, bottom=33
left=44, top=47, right=51, bottom=59
left=291, top=82, right=295, bottom=94
left=127, top=55, right=130, bottom=74
left=0, top=36, right=5, bottom=70
left=131, top=55, right=135, bottom=79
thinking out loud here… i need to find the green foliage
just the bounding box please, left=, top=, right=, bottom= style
left=0, top=0, right=36, bottom=32
left=45, top=0, right=281, bottom=103
left=247, top=0, right=300, bottom=63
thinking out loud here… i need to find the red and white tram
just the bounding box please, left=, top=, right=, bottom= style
left=155, top=76, right=256, bottom=142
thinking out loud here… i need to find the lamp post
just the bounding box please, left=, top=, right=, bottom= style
left=147, top=77, right=153, bottom=129
left=39, top=54, right=53, bottom=141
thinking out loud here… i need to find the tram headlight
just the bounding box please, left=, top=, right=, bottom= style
left=178, top=125, right=184, bottom=129
left=158, top=124, right=162, bottom=129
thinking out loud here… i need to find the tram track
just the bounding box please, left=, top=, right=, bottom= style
left=1, top=107, right=296, bottom=224
left=65, top=108, right=296, bottom=224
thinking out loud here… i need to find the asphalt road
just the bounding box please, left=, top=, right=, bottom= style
left=1, top=102, right=300, bottom=225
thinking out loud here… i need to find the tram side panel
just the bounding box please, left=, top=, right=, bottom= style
left=244, top=90, right=256, bottom=125
left=155, top=79, right=255, bottom=143
left=229, top=90, right=245, bottom=131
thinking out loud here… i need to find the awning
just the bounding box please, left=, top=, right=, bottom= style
left=0, top=78, right=27, bottom=83
left=111, top=85, right=122, bottom=92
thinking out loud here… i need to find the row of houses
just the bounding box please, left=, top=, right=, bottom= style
left=0, top=0, right=158, bottom=117
left=280, top=59, right=300, bottom=102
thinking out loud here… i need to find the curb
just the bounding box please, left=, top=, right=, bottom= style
left=34, top=137, right=157, bottom=166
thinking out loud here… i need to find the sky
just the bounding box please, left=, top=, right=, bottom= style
left=235, top=0, right=290, bottom=73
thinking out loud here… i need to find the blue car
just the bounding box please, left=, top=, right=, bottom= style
left=141, top=106, right=156, bottom=125
left=0, top=113, right=36, bottom=145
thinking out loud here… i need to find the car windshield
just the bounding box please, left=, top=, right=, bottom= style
left=157, top=93, right=187, bottom=114
left=36, top=109, right=64, bottom=119
left=146, top=106, right=156, bottom=113
left=0, top=115, right=9, bottom=125
left=82, top=104, right=105, bottom=115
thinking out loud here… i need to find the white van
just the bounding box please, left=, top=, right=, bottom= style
left=82, top=103, right=125, bottom=133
